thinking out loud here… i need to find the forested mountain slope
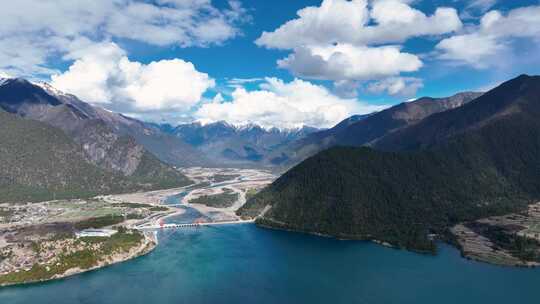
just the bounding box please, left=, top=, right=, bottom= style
left=0, top=110, right=140, bottom=202
left=0, top=78, right=192, bottom=188
left=239, top=75, right=540, bottom=252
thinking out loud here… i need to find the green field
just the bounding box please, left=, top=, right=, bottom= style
left=210, top=174, right=240, bottom=183
left=74, top=215, right=125, bottom=230
left=189, top=189, right=239, bottom=208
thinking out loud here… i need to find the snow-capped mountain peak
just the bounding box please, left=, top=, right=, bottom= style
left=0, top=78, right=70, bottom=99
left=33, top=81, right=68, bottom=97
left=192, top=119, right=316, bottom=133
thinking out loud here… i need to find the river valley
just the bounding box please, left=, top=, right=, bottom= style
left=1, top=168, right=540, bottom=303
left=2, top=224, right=540, bottom=304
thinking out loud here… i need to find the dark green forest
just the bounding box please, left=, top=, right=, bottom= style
left=239, top=75, right=540, bottom=252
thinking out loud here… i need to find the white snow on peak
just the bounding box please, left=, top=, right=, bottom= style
left=33, top=81, right=68, bottom=97
left=235, top=122, right=264, bottom=131
left=193, top=118, right=213, bottom=127
left=238, top=122, right=309, bottom=133
left=192, top=119, right=312, bottom=133
left=0, top=77, right=68, bottom=97
left=406, top=97, right=419, bottom=103
left=0, top=71, right=11, bottom=85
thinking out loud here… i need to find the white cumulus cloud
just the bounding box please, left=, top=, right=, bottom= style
left=366, top=77, right=424, bottom=97
left=277, top=44, right=422, bottom=81
left=195, top=77, right=387, bottom=129
left=435, top=33, right=504, bottom=68
left=256, top=0, right=369, bottom=50
left=51, top=42, right=215, bottom=113
left=466, top=0, right=498, bottom=14
left=256, top=0, right=461, bottom=49
left=0, top=0, right=247, bottom=77
left=255, top=0, right=461, bottom=94
left=436, top=5, right=540, bottom=68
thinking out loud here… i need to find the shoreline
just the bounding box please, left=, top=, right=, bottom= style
left=0, top=232, right=158, bottom=288
left=255, top=218, right=540, bottom=268
left=4, top=216, right=537, bottom=288
left=1, top=168, right=276, bottom=288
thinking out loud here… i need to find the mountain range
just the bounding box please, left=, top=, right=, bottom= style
left=0, top=77, right=323, bottom=201
left=269, top=91, right=483, bottom=167
left=0, top=78, right=193, bottom=201
left=1, top=77, right=485, bottom=173
left=239, top=74, right=540, bottom=253
left=4, top=73, right=534, bottom=231
left=0, top=77, right=323, bottom=170
left=169, top=121, right=319, bottom=167
left=157, top=90, right=482, bottom=169
left=0, top=108, right=189, bottom=203
left=0, top=78, right=209, bottom=168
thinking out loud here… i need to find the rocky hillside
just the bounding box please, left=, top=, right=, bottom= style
left=373, top=75, right=534, bottom=151
left=0, top=110, right=142, bottom=202
left=0, top=78, right=192, bottom=187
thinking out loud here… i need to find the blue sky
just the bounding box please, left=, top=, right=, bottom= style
left=122, top=0, right=540, bottom=101
left=0, top=0, right=539, bottom=128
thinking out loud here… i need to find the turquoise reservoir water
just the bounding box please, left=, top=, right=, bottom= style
left=1, top=224, right=539, bottom=304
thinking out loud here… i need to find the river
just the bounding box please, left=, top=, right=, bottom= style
left=2, top=168, right=539, bottom=303
left=1, top=223, right=539, bottom=304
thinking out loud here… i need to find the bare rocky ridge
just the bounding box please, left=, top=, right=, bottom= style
left=170, top=121, right=319, bottom=167
left=271, top=91, right=483, bottom=167
left=373, top=75, right=537, bottom=151
left=0, top=79, right=192, bottom=202
left=0, top=78, right=199, bottom=178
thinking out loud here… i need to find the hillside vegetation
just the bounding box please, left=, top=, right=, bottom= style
left=239, top=75, right=540, bottom=252
left=270, top=92, right=482, bottom=167
left=0, top=110, right=190, bottom=203
left=0, top=78, right=195, bottom=182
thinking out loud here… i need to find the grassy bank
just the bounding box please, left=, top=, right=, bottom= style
left=0, top=229, right=146, bottom=287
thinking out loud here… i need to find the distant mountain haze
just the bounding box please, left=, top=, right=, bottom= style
left=166, top=121, right=319, bottom=167
left=0, top=78, right=324, bottom=170
left=0, top=78, right=489, bottom=171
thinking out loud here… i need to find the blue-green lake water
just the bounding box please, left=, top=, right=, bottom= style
left=1, top=224, right=539, bottom=304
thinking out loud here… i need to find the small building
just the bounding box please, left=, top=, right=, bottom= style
left=75, top=229, right=117, bottom=238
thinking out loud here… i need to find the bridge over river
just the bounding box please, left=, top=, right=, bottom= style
left=135, top=219, right=255, bottom=231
